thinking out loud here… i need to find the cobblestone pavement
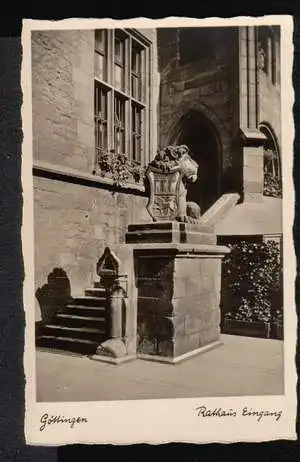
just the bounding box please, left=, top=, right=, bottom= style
left=36, top=334, right=284, bottom=402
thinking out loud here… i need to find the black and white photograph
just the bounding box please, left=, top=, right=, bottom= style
left=21, top=16, right=296, bottom=445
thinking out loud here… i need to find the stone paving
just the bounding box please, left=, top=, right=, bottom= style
left=36, top=334, right=284, bottom=402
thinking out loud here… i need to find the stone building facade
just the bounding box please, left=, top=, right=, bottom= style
left=157, top=26, right=281, bottom=233
left=32, top=28, right=159, bottom=298
left=32, top=25, right=282, bottom=346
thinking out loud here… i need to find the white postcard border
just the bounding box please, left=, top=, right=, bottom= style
left=21, top=15, right=297, bottom=445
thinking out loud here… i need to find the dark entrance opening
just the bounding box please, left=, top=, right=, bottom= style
left=173, top=110, right=221, bottom=213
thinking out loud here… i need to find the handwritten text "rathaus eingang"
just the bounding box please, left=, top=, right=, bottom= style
left=195, top=405, right=283, bottom=422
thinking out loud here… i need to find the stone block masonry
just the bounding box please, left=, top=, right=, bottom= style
left=34, top=174, right=147, bottom=359
left=157, top=26, right=281, bottom=211
left=31, top=28, right=151, bottom=310
left=157, top=27, right=238, bottom=177
left=259, top=70, right=281, bottom=147
left=32, top=30, right=95, bottom=173
left=34, top=175, right=147, bottom=297
left=134, top=243, right=229, bottom=362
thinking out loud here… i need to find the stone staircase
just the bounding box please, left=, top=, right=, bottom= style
left=36, top=285, right=109, bottom=355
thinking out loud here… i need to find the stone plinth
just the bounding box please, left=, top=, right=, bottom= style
left=126, top=223, right=229, bottom=363
left=126, top=222, right=215, bottom=245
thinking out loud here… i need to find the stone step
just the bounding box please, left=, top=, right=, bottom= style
left=52, top=313, right=106, bottom=329
left=35, top=284, right=110, bottom=355
left=85, top=288, right=106, bottom=298
left=36, top=335, right=99, bottom=355
left=65, top=304, right=107, bottom=318
left=72, top=296, right=107, bottom=307
left=43, top=324, right=107, bottom=342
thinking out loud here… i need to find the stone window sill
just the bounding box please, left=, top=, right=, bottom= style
left=33, top=161, right=146, bottom=195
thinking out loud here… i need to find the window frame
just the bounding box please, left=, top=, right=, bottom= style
left=94, top=82, right=109, bottom=159
left=94, top=29, right=108, bottom=82
left=94, top=28, right=151, bottom=177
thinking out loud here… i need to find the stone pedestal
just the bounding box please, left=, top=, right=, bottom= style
left=125, top=222, right=229, bottom=363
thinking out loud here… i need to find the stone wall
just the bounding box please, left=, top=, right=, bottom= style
left=157, top=27, right=240, bottom=195
left=258, top=70, right=281, bottom=147
left=32, top=26, right=282, bottom=324
left=32, top=28, right=159, bottom=171
left=237, top=26, right=282, bottom=204
left=32, top=30, right=95, bottom=172
left=34, top=176, right=147, bottom=295
left=258, top=26, right=281, bottom=146
left=157, top=27, right=281, bottom=206
left=32, top=29, right=154, bottom=303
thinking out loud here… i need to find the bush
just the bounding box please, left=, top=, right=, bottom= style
left=222, top=240, right=283, bottom=325
left=264, top=172, right=282, bottom=198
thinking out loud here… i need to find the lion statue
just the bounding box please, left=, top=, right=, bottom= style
left=147, top=145, right=201, bottom=223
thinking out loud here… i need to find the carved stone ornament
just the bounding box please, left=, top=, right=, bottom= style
left=146, top=145, right=199, bottom=222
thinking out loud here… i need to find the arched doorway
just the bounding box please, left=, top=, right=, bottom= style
left=170, top=109, right=222, bottom=213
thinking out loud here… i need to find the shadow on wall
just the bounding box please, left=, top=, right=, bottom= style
left=35, top=268, right=73, bottom=331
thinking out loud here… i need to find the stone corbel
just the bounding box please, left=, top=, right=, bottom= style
left=240, top=128, right=267, bottom=147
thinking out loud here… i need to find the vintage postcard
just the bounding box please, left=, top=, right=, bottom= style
left=22, top=15, right=297, bottom=445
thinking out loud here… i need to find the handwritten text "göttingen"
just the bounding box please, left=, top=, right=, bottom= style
left=40, top=414, right=88, bottom=432
left=195, top=405, right=283, bottom=422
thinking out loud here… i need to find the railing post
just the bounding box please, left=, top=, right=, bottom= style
left=108, top=276, right=127, bottom=339
left=95, top=247, right=129, bottom=360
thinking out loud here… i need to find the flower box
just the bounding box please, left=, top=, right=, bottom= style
left=95, top=150, right=145, bottom=187
left=223, top=318, right=271, bottom=339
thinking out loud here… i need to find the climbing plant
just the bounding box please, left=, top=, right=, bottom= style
left=221, top=240, right=283, bottom=326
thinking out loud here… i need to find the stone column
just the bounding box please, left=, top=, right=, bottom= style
left=241, top=129, right=266, bottom=203
left=239, top=26, right=267, bottom=203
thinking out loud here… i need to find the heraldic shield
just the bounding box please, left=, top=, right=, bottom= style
left=146, top=166, right=182, bottom=222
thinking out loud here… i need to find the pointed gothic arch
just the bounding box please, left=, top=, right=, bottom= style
left=169, top=109, right=222, bottom=213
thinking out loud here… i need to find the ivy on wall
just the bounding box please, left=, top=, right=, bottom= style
left=221, top=240, right=283, bottom=326
left=263, top=148, right=282, bottom=198
left=264, top=172, right=282, bottom=198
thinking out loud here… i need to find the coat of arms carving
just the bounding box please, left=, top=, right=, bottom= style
left=146, top=145, right=200, bottom=222
left=146, top=168, right=182, bottom=221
